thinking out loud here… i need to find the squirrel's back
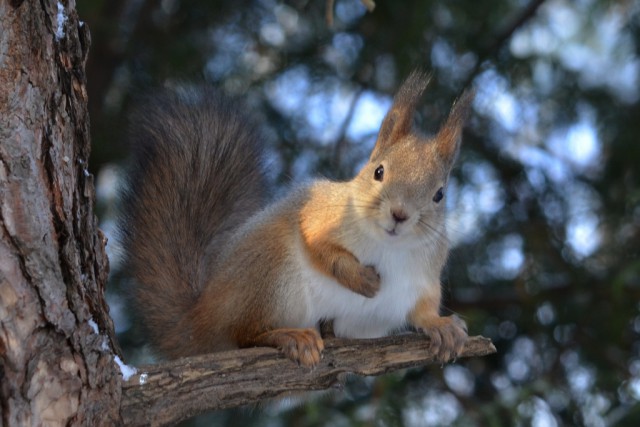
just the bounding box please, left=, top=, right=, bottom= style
left=119, top=88, right=267, bottom=357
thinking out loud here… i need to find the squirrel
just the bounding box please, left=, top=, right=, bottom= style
left=120, top=71, right=474, bottom=368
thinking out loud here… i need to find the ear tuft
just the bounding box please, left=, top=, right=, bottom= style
left=370, top=70, right=431, bottom=161
left=434, top=89, right=475, bottom=167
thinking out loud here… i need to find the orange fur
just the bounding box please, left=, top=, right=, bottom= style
left=300, top=191, right=380, bottom=298
left=409, top=290, right=468, bottom=362
left=248, top=328, right=324, bottom=367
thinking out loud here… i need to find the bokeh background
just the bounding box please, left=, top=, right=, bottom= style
left=78, top=0, right=640, bottom=425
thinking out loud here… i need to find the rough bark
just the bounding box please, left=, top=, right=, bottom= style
left=0, top=0, right=121, bottom=425
left=121, top=334, right=496, bottom=426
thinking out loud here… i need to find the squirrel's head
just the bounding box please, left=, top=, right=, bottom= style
left=352, top=70, right=474, bottom=244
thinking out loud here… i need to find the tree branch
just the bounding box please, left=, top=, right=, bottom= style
left=333, top=87, right=364, bottom=172
left=120, top=334, right=495, bottom=426
left=461, top=0, right=546, bottom=91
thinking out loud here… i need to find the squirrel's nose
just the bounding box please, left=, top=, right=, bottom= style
left=391, top=208, right=408, bottom=223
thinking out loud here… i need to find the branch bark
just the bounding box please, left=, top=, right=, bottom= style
left=121, top=334, right=496, bottom=426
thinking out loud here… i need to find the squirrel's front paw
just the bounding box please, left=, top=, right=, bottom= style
left=331, top=254, right=380, bottom=298
left=417, top=315, right=468, bottom=363
left=350, top=264, right=381, bottom=298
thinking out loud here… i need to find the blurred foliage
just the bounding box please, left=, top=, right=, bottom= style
left=79, top=0, right=640, bottom=425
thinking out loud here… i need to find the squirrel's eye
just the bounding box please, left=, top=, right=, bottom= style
left=433, top=187, right=444, bottom=203
left=374, top=165, right=384, bottom=182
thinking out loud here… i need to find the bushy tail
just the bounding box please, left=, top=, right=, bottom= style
left=119, top=88, right=267, bottom=356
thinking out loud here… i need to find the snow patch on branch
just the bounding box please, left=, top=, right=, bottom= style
left=115, top=355, right=138, bottom=381
left=88, top=317, right=136, bottom=379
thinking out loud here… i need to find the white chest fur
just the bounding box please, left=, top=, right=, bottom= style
left=291, top=238, right=443, bottom=338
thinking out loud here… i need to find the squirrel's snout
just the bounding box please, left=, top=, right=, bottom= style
left=391, top=208, right=409, bottom=223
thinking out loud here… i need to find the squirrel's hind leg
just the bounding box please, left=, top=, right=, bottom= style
left=244, top=328, right=325, bottom=368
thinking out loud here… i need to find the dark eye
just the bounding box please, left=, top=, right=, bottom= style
left=374, top=165, right=384, bottom=182
left=433, top=187, right=444, bottom=203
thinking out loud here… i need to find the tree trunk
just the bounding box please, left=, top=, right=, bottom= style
left=0, top=0, right=121, bottom=425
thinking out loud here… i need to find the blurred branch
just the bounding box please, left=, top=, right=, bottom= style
left=486, top=0, right=546, bottom=55
left=120, top=334, right=495, bottom=426
left=361, top=0, right=376, bottom=11
left=326, top=0, right=336, bottom=26
left=462, top=0, right=546, bottom=91
left=333, top=88, right=364, bottom=171
left=326, top=0, right=376, bottom=26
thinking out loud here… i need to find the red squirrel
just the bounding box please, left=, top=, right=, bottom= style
left=120, top=71, right=473, bottom=367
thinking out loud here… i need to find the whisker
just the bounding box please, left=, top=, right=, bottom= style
left=417, top=218, right=451, bottom=245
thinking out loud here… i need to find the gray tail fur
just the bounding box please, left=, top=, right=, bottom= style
left=118, top=87, right=267, bottom=355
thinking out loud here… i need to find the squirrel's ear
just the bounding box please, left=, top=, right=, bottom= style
left=370, top=70, right=431, bottom=162
left=433, top=89, right=474, bottom=168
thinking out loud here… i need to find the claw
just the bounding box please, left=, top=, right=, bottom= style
left=416, top=315, right=468, bottom=364
left=251, top=328, right=324, bottom=368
